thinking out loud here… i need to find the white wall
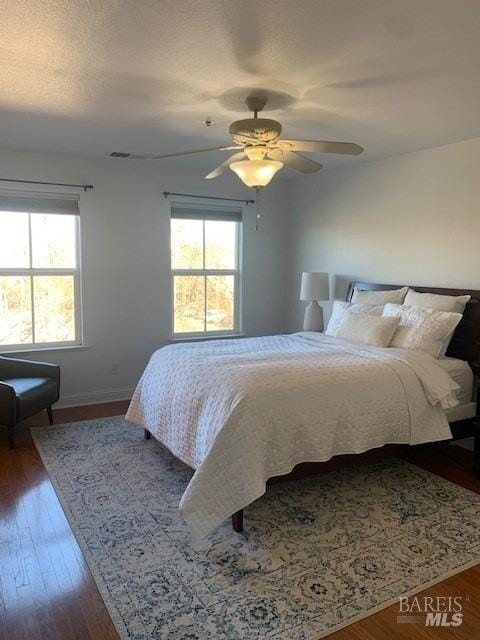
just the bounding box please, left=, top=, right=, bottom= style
left=287, top=136, right=480, bottom=330
left=6, top=135, right=480, bottom=406
left=0, top=148, right=290, bottom=405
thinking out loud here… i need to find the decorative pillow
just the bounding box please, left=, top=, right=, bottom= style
left=382, top=303, right=463, bottom=358
left=404, top=290, right=471, bottom=314
left=351, top=286, right=408, bottom=305
left=325, top=301, right=384, bottom=336
left=336, top=313, right=400, bottom=347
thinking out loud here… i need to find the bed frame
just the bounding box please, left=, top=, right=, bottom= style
left=146, top=282, right=480, bottom=533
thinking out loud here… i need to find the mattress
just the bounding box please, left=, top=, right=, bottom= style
left=437, top=357, right=476, bottom=422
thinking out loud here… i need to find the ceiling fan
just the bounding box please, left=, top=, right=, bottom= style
left=113, top=96, right=364, bottom=189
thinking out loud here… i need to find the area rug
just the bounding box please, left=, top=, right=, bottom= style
left=31, top=417, right=480, bottom=640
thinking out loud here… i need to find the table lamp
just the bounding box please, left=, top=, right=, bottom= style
left=300, top=272, right=330, bottom=332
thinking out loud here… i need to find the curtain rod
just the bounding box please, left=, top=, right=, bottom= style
left=0, top=178, right=94, bottom=192
left=163, top=191, right=254, bottom=205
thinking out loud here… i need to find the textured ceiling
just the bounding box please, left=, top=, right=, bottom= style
left=2, top=0, right=480, bottom=173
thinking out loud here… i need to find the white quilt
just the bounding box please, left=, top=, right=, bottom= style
left=126, top=332, right=456, bottom=538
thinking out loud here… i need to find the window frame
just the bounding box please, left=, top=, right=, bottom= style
left=170, top=210, right=243, bottom=339
left=0, top=211, right=83, bottom=351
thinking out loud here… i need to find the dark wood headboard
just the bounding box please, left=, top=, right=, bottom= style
left=346, top=282, right=480, bottom=374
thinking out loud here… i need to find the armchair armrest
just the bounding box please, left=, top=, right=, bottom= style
left=0, top=381, right=16, bottom=426
left=0, top=356, right=60, bottom=390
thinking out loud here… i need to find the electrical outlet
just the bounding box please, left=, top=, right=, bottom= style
left=111, top=363, right=119, bottom=375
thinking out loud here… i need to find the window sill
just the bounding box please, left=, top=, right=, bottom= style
left=169, top=333, right=246, bottom=344
left=0, top=344, right=88, bottom=355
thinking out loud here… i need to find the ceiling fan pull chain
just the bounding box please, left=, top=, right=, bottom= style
left=255, top=187, right=261, bottom=231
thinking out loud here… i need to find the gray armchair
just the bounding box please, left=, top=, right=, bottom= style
left=0, top=356, right=60, bottom=449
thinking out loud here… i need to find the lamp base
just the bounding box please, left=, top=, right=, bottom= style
left=303, top=301, right=324, bottom=332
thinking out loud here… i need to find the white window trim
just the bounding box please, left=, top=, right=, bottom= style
left=0, top=213, right=83, bottom=351
left=170, top=206, right=243, bottom=338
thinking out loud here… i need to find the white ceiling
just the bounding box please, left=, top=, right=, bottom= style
left=2, top=0, right=480, bottom=173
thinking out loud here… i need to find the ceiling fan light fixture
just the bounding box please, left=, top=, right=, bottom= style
left=245, top=146, right=267, bottom=161
left=230, top=159, right=284, bottom=188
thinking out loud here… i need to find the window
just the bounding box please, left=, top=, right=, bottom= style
left=171, top=205, right=242, bottom=336
left=0, top=193, right=82, bottom=349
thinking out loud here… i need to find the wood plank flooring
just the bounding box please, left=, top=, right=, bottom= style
left=1, top=403, right=479, bottom=639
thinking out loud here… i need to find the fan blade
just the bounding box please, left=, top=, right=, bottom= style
left=277, top=140, right=364, bottom=155
left=151, top=145, right=241, bottom=160
left=268, top=149, right=322, bottom=173
left=205, top=152, right=247, bottom=179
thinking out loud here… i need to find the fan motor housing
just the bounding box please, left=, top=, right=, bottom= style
left=229, top=118, right=282, bottom=145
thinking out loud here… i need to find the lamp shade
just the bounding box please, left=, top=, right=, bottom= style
left=230, top=159, right=283, bottom=188
left=300, top=272, right=330, bottom=301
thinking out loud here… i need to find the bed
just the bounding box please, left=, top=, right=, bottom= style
left=126, top=282, right=480, bottom=538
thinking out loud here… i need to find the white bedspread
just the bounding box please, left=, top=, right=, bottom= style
left=126, top=332, right=455, bottom=538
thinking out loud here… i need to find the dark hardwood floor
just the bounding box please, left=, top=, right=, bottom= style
left=1, top=403, right=479, bottom=639
left=0, top=403, right=127, bottom=640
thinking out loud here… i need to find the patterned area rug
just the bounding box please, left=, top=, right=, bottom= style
left=32, top=417, right=480, bottom=640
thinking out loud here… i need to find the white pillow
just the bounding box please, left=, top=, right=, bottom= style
left=403, top=290, right=470, bottom=357
left=351, top=286, right=408, bottom=305
left=404, top=290, right=471, bottom=314
left=336, top=313, right=400, bottom=347
left=382, top=303, right=462, bottom=358
left=325, top=301, right=384, bottom=336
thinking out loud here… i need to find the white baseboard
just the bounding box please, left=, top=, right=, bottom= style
left=56, top=387, right=133, bottom=409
